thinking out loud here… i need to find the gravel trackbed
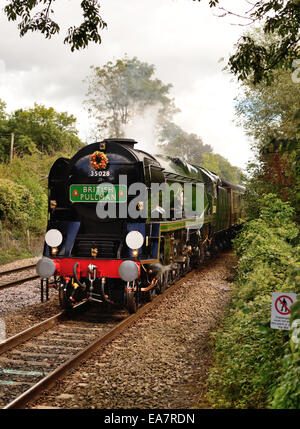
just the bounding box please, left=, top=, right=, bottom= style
left=27, top=251, right=235, bottom=409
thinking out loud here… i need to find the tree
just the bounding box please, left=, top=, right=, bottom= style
left=0, top=103, right=83, bottom=161
left=158, top=121, right=213, bottom=164
left=158, top=120, right=244, bottom=183
left=85, top=56, right=177, bottom=138
left=0, top=100, right=10, bottom=161
left=235, top=62, right=300, bottom=142
left=0, top=100, right=7, bottom=122
left=197, top=0, right=300, bottom=84
left=235, top=61, right=300, bottom=218
left=201, top=152, right=244, bottom=184
left=3, top=0, right=107, bottom=51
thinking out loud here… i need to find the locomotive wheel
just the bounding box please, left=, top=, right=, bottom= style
left=126, top=290, right=137, bottom=313
left=126, top=281, right=140, bottom=313
left=157, top=267, right=168, bottom=294
left=200, top=243, right=207, bottom=264
left=210, top=239, right=218, bottom=255
left=169, top=266, right=177, bottom=285
left=173, top=264, right=181, bottom=281
left=192, top=247, right=201, bottom=267
left=161, top=268, right=169, bottom=292
left=156, top=256, right=169, bottom=294
left=144, top=287, right=155, bottom=302
left=178, top=262, right=184, bottom=278
left=184, top=256, right=191, bottom=273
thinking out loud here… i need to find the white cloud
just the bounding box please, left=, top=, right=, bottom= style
left=0, top=0, right=252, bottom=168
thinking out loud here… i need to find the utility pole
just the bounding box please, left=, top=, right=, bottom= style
left=10, top=132, right=14, bottom=162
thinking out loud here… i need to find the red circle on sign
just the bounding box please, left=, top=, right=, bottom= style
left=275, top=295, right=294, bottom=315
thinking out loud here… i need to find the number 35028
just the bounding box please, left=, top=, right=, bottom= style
left=89, top=170, right=111, bottom=177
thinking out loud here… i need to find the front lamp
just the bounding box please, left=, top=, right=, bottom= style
left=125, top=231, right=144, bottom=250
left=131, top=249, right=139, bottom=258
left=45, top=229, right=63, bottom=247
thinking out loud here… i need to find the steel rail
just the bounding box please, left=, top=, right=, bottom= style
left=0, top=263, right=37, bottom=277
left=3, top=269, right=196, bottom=409
left=0, top=274, right=40, bottom=291
left=0, top=312, right=65, bottom=356
left=0, top=301, right=88, bottom=355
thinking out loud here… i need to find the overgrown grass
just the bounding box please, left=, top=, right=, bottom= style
left=207, top=194, right=299, bottom=408
left=0, top=247, right=33, bottom=265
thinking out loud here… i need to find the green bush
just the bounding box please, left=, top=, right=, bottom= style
left=271, top=258, right=300, bottom=409
left=207, top=194, right=299, bottom=408
left=0, top=178, right=35, bottom=228
left=208, top=296, right=285, bottom=408
left=0, top=148, right=81, bottom=263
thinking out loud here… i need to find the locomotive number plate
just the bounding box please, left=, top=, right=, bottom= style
left=70, top=184, right=127, bottom=203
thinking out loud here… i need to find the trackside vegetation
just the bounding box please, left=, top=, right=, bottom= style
left=207, top=194, right=300, bottom=408
left=0, top=101, right=83, bottom=264
left=0, top=152, right=80, bottom=264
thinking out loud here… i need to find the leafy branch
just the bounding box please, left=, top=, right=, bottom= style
left=4, top=0, right=107, bottom=50
left=195, top=0, right=300, bottom=83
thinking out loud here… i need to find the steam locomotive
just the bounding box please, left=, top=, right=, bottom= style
left=36, top=139, right=245, bottom=312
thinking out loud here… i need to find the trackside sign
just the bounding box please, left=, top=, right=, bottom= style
left=271, top=292, right=297, bottom=331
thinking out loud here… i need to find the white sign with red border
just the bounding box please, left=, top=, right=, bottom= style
left=271, top=292, right=297, bottom=330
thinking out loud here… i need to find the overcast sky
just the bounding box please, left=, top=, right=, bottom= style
left=0, top=0, right=253, bottom=168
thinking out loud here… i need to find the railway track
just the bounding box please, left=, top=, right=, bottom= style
left=0, top=269, right=195, bottom=409
left=0, top=263, right=39, bottom=291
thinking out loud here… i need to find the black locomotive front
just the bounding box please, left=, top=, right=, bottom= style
left=36, top=139, right=161, bottom=310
